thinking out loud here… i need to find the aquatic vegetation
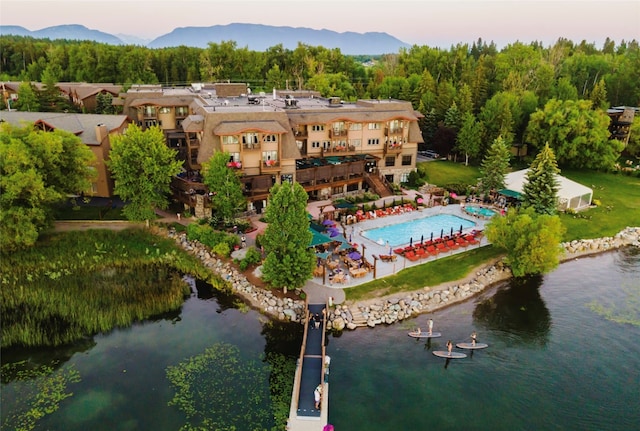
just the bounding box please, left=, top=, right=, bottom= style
left=587, top=281, right=640, bottom=326
left=166, top=343, right=274, bottom=431
left=1, top=361, right=81, bottom=431
left=0, top=229, right=224, bottom=348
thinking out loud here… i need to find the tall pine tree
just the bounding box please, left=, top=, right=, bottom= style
left=522, top=143, right=560, bottom=215
left=480, top=135, right=511, bottom=194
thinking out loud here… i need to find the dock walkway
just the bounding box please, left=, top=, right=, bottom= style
left=287, top=302, right=330, bottom=431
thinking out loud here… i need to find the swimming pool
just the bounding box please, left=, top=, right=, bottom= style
left=463, top=205, right=497, bottom=218
left=362, top=214, right=476, bottom=247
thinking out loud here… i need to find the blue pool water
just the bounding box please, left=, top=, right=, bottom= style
left=362, top=214, right=475, bottom=247
left=464, top=205, right=497, bottom=217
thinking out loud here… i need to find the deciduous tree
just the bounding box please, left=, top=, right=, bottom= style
left=202, top=151, right=246, bottom=224
left=107, top=124, right=182, bottom=221
left=0, top=124, right=95, bottom=251
left=485, top=206, right=565, bottom=277
left=260, top=182, right=315, bottom=292
left=455, top=112, right=482, bottom=166
left=525, top=98, right=624, bottom=170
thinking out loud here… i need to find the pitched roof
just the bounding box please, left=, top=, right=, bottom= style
left=0, top=111, right=128, bottom=145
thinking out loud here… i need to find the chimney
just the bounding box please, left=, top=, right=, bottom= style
left=95, top=123, right=108, bottom=144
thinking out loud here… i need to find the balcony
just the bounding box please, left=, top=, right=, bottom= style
left=227, top=161, right=243, bottom=169
left=330, top=129, right=348, bottom=138
left=242, top=142, right=261, bottom=151
left=294, top=127, right=308, bottom=138
left=262, top=159, right=280, bottom=171
left=385, top=126, right=404, bottom=136
left=385, top=142, right=403, bottom=154
left=324, top=145, right=356, bottom=155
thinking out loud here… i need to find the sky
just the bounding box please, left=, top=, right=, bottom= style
left=1, top=0, right=639, bottom=48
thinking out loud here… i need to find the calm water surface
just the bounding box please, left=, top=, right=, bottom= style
left=2, top=248, right=639, bottom=430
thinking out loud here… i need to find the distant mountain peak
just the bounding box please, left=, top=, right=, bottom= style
left=0, top=23, right=410, bottom=55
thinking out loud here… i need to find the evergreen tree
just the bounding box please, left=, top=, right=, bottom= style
left=95, top=92, right=115, bottom=114
left=107, top=124, right=183, bottom=221
left=522, top=143, right=560, bottom=215
left=260, top=182, right=315, bottom=292
left=15, top=82, right=40, bottom=112
left=202, top=151, right=246, bottom=224
left=485, top=206, right=565, bottom=277
left=480, top=135, right=511, bottom=193
left=443, top=101, right=461, bottom=131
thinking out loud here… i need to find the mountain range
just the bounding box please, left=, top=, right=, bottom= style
left=0, top=23, right=411, bottom=55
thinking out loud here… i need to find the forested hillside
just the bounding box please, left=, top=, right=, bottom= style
left=1, top=35, right=638, bottom=160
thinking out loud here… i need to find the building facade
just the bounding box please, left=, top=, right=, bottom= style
left=118, top=84, right=424, bottom=217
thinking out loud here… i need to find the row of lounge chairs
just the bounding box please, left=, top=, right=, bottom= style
left=394, top=232, right=482, bottom=262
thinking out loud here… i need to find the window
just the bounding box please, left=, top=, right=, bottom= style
left=402, top=155, right=412, bottom=166
left=159, top=107, right=171, bottom=114
left=389, top=119, right=404, bottom=133
left=311, top=141, right=321, bottom=148
left=311, top=124, right=325, bottom=132
left=281, top=174, right=293, bottom=183
left=243, top=133, right=258, bottom=145
left=385, top=156, right=395, bottom=167
left=400, top=172, right=409, bottom=182
left=143, top=106, right=156, bottom=116
left=368, top=122, right=381, bottom=130
left=229, top=152, right=240, bottom=162
left=263, top=134, right=277, bottom=142
left=263, top=150, right=278, bottom=164
left=367, top=138, right=380, bottom=146
left=349, top=123, right=362, bottom=131
left=176, top=106, right=189, bottom=116
left=322, top=141, right=331, bottom=150
left=222, top=135, right=239, bottom=145
left=350, top=139, right=361, bottom=147
left=144, top=119, right=157, bottom=128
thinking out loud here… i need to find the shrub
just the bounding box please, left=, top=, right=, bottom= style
left=212, top=241, right=231, bottom=257
left=239, top=246, right=262, bottom=270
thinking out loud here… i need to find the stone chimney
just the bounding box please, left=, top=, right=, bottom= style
left=95, top=123, right=108, bottom=144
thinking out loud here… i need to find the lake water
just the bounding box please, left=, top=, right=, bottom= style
left=2, top=247, right=639, bottom=430
left=362, top=214, right=476, bottom=247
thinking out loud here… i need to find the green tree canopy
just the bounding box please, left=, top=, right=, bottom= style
left=107, top=124, right=183, bottom=221
left=0, top=123, right=96, bottom=251
left=485, top=206, right=565, bottom=277
left=455, top=112, right=483, bottom=166
left=480, top=135, right=511, bottom=193
left=522, top=143, right=560, bottom=215
left=202, top=151, right=246, bottom=223
left=525, top=98, right=624, bottom=170
left=260, top=182, right=315, bottom=292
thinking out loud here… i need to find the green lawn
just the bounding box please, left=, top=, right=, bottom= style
left=54, top=204, right=126, bottom=220
left=345, top=245, right=503, bottom=301
left=418, top=160, right=481, bottom=187
left=559, top=170, right=640, bottom=241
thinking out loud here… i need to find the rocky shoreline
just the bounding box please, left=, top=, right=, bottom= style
left=164, top=226, right=640, bottom=331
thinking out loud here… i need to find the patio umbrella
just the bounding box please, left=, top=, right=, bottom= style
left=420, top=235, right=424, bottom=245
left=430, top=232, right=434, bottom=242
left=348, top=251, right=362, bottom=260
left=416, top=197, right=424, bottom=204
left=459, top=225, right=463, bottom=235
left=323, top=219, right=335, bottom=226
left=409, top=237, right=413, bottom=247
left=450, top=227, right=454, bottom=237
left=440, top=229, right=444, bottom=239
left=328, top=229, right=339, bottom=238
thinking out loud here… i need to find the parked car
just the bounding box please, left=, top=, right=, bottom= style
left=421, top=150, right=440, bottom=159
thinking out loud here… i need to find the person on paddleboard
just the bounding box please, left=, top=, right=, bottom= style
left=428, top=318, right=434, bottom=335
left=470, top=331, right=477, bottom=346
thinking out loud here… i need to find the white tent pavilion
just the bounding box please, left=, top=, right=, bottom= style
left=503, top=169, right=593, bottom=211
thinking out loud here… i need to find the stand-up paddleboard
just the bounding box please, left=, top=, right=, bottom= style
left=408, top=331, right=441, bottom=338
left=433, top=351, right=466, bottom=359
left=456, top=342, right=488, bottom=350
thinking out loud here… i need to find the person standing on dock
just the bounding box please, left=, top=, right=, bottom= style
left=314, top=383, right=323, bottom=409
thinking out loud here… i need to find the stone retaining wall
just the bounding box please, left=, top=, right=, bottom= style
left=163, top=226, right=639, bottom=332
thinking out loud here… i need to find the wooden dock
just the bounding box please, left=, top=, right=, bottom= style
left=287, top=301, right=331, bottom=431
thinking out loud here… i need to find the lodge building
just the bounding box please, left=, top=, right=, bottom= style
left=119, top=84, right=424, bottom=217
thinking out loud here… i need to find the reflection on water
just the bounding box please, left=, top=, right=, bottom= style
left=473, top=275, right=551, bottom=346
left=2, top=248, right=639, bottom=431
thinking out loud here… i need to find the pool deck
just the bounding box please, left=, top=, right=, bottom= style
left=308, top=201, right=491, bottom=289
